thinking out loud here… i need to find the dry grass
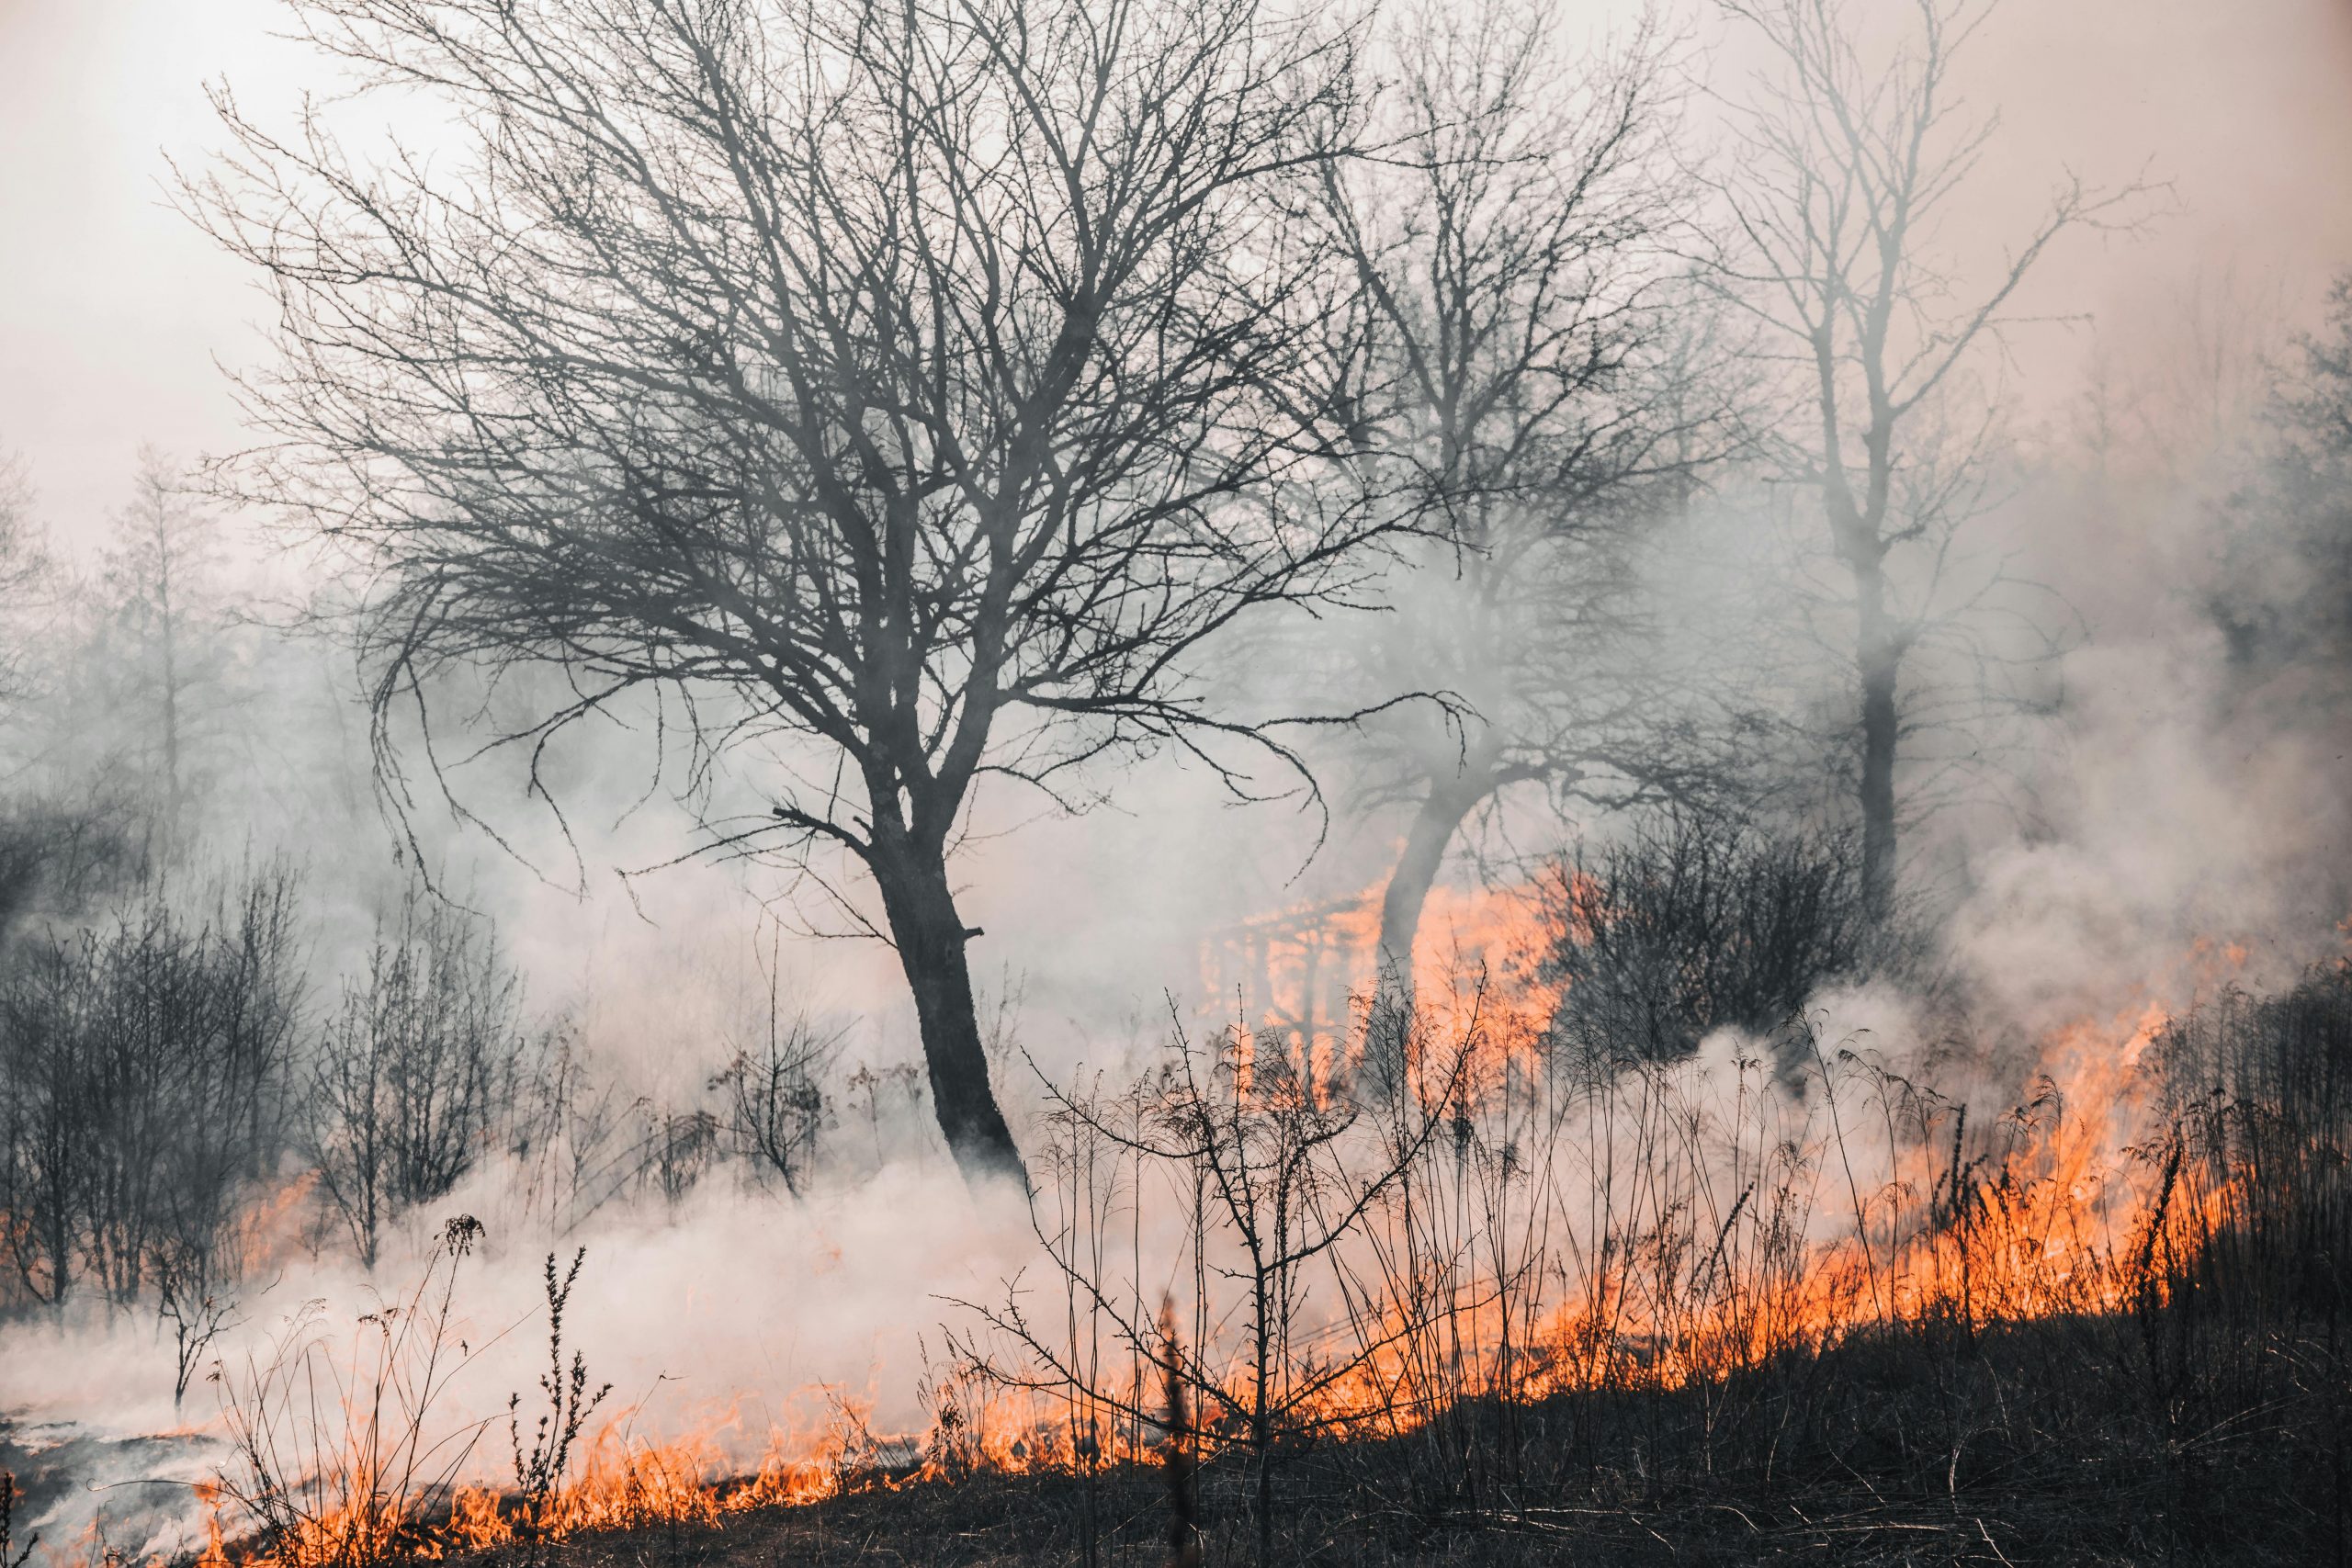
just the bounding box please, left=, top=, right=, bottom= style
left=187, top=963, right=2352, bottom=1568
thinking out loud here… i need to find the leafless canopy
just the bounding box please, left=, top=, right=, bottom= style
left=1705, top=0, right=2143, bottom=911
left=1308, top=0, right=1740, bottom=1034
left=1326, top=3, right=1719, bottom=799
left=189, top=0, right=1387, bottom=1181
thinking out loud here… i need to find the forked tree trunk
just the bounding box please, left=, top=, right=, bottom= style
left=1367, top=777, right=1487, bottom=1093
left=867, top=835, right=1027, bottom=1190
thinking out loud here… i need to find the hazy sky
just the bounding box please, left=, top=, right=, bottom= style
left=1, top=0, right=2350, bottom=541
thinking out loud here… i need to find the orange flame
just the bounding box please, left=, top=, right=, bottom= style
left=170, top=900, right=2297, bottom=1568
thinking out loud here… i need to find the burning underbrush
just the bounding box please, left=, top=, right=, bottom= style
left=181, top=1218, right=933, bottom=1568
left=71, top=924, right=2344, bottom=1568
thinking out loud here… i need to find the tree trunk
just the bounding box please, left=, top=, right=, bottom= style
left=868, top=835, right=1028, bottom=1190
left=1256, top=1419, right=1274, bottom=1568
left=1251, top=1273, right=1275, bottom=1567
left=1853, top=558, right=1900, bottom=921
left=1366, top=778, right=1488, bottom=1094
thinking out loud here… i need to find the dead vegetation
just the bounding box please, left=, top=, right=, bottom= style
left=160, top=959, right=2352, bottom=1568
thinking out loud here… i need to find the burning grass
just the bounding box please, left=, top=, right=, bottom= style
left=191, top=1222, right=899, bottom=1568
left=39, top=918, right=2352, bottom=1568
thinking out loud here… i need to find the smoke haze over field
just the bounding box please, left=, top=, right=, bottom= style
left=1, top=1, right=2351, bottom=1562
left=3, top=0, right=2349, bottom=937
left=0, top=0, right=2348, bottom=963
left=0, top=0, right=2342, bottom=1209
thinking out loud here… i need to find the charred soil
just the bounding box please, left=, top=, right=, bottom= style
left=502, top=1308, right=2347, bottom=1568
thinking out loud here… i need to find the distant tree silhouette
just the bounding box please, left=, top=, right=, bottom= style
left=1706, top=0, right=2139, bottom=919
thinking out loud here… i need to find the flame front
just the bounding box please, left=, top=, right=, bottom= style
left=170, top=882, right=2319, bottom=1568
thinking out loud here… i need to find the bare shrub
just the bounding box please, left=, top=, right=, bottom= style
left=709, top=1017, right=837, bottom=1198
left=1540, top=814, right=1889, bottom=1070
left=0, top=793, right=148, bottom=941
left=0, top=866, right=302, bottom=1325
left=639, top=1106, right=720, bottom=1210
left=507, top=1031, right=637, bottom=1233
left=955, top=1016, right=1471, bottom=1566
left=305, top=885, right=526, bottom=1268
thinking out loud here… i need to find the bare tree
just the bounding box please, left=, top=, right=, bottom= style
left=1706, top=0, right=2138, bottom=917
left=306, top=883, right=526, bottom=1268
left=2219, top=273, right=2352, bottom=678
left=98, top=446, right=232, bottom=857
left=0, top=453, right=145, bottom=935
left=191, top=0, right=1387, bottom=1188
left=710, top=1013, right=836, bottom=1197
left=1313, top=2, right=1733, bottom=1043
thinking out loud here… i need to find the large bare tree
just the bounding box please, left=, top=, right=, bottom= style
left=1708, top=0, right=2135, bottom=919
left=1315, top=2, right=1728, bottom=1039
left=190, top=0, right=1382, bottom=1187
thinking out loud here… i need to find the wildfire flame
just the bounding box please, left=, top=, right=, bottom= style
left=143, top=882, right=2300, bottom=1568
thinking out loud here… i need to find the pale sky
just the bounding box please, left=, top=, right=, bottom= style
left=1, top=0, right=2350, bottom=543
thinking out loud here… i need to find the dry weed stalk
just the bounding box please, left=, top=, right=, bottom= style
left=1, top=1472, right=37, bottom=1568
left=211, top=1216, right=494, bottom=1568
left=507, top=1247, right=611, bottom=1565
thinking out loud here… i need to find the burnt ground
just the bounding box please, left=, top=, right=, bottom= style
left=28, top=1299, right=2330, bottom=1568
left=512, top=1314, right=2346, bottom=1568
left=1, top=1422, right=222, bottom=1565
left=514, top=1476, right=2060, bottom=1568
left=513, top=1459, right=2215, bottom=1568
